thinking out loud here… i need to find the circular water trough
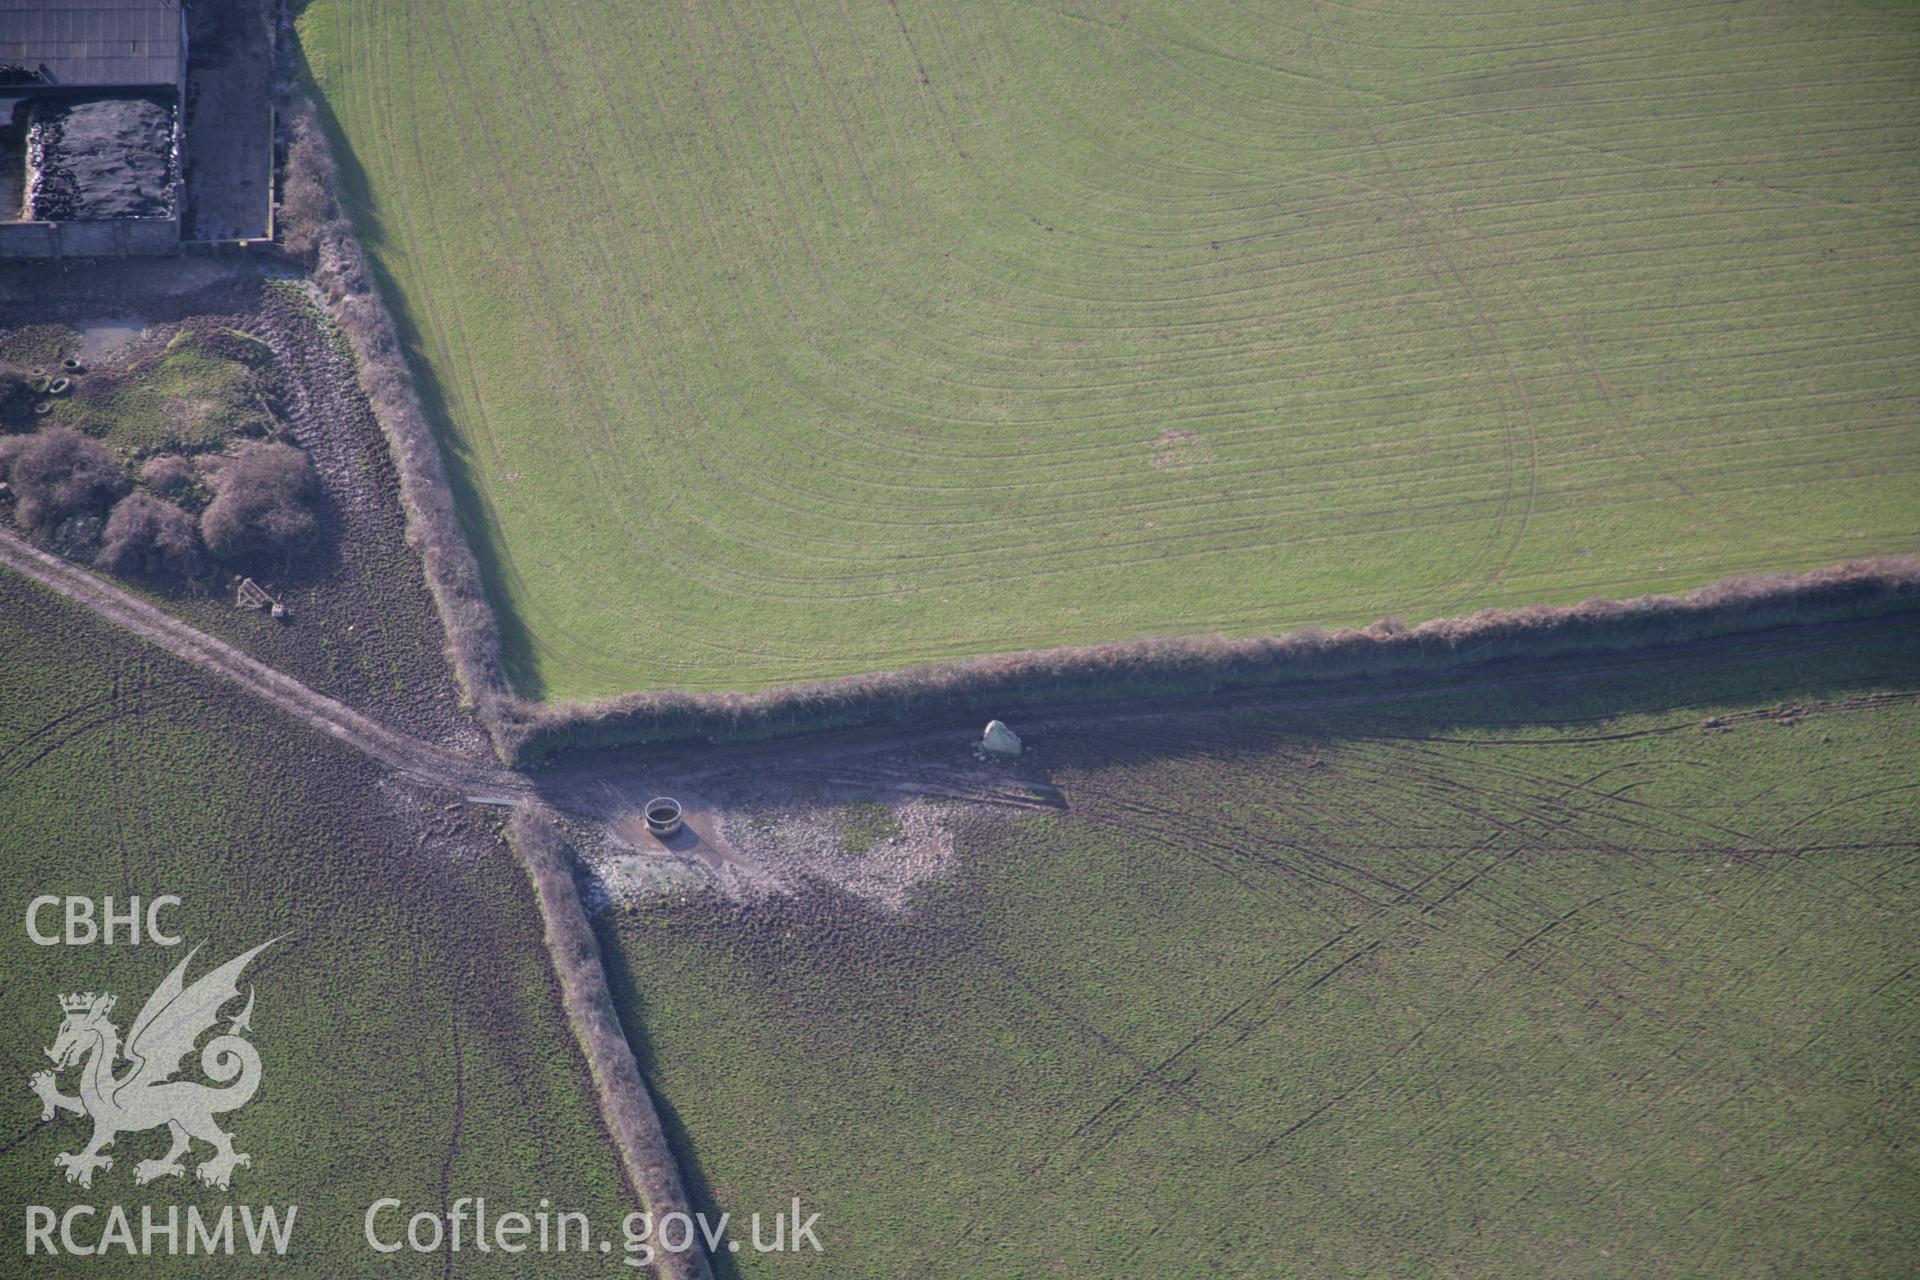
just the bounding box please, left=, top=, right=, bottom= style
left=644, top=797, right=684, bottom=838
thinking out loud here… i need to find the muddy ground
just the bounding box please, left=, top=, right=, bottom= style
left=533, top=608, right=1920, bottom=915
left=5, top=257, right=1918, bottom=931
left=0, top=258, right=483, bottom=752
left=547, top=705, right=1070, bottom=912
left=183, top=0, right=274, bottom=240
left=7, top=414, right=1916, bottom=928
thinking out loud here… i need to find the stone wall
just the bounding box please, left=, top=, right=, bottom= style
left=0, top=218, right=180, bottom=258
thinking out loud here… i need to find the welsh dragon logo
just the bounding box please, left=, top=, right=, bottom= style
left=28, top=941, right=274, bottom=1190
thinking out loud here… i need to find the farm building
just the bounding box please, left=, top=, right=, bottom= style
left=0, top=0, right=274, bottom=257
left=0, top=0, right=186, bottom=91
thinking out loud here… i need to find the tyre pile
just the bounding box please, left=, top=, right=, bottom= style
left=25, top=96, right=176, bottom=220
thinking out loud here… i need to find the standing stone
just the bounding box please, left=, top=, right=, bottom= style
left=981, top=720, right=1022, bottom=757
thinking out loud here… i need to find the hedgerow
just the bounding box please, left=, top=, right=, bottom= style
left=507, top=806, right=715, bottom=1280
left=505, top=557, right=1920, bottom=764
left=280, top=95, right=516, bottom=742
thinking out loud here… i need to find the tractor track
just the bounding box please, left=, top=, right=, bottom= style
left=0, top=526, right=527, bottom=802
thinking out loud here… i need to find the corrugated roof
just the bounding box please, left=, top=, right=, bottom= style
left=0, top=0, right=183, bottom=90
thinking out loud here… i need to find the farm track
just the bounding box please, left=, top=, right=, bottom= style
left=0, top=526, right=525, bottom=801
left=0, top=574, right=648, bottom=1278
left=6, top=529, right=1915, bottom=1276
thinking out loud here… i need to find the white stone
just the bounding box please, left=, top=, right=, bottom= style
left=981, top=720, right=1022, bottom=757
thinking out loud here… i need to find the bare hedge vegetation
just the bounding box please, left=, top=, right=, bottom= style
left=282, top=96, right=515, bottom=733
left=280, top=99, right=1920, bottom=768
left=504, top=558, right=1920, bottom=763
left=507, top=808, right=714, bottom=1280
left=201, top=441, right=320, bottom=561
left=96, top=491, right=204, bottom=579
left=140, top=453, right=198, bottom=498
left=0, top=428, right=130, bottom=531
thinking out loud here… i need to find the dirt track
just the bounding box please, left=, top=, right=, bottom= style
left=0, top=525, right=526, bottom=801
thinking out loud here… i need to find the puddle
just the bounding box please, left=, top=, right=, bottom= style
left=76, top=320, right=146, bottom=360
left=611, top=800, right=746, bottom=878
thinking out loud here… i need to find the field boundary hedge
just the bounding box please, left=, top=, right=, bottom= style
left=280, top=93, right=517, bottom=748
left=281, top=93, right=1920, bottom=771
left=508, top=805, right=715, bottom=1280
left=507, top=557, right=1920, bottom=764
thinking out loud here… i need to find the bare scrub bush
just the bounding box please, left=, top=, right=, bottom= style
left=0, top=428, right=129, bottom=530
left=96, top=491, right=204, bottom=578
left=140, top=453, right=197, bottom=497
left=277, top=99, right=339, bottom=263
left=200, top=441, right=320, bottom=561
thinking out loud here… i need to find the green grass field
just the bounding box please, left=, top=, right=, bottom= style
left=0, top=576, right=634, bottom=1276
left=298, top=0, right=1920, bottom=699
left=603, top=630, right=1920, bottom=1276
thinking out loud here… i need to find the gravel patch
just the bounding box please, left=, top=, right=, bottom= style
left=580, top=791, right=959, bottom=914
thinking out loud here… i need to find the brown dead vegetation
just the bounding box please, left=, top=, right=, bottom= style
left=200, top=440, right=320, bottom=561
left=507, top=807, right=714, bottom=1280
left=139, top=452, right=198, bottom=498
left=0, top=427, right=129, bottom=530
left=96, top=490, right=203, bottom=579
left=507, top=557, right=1920, bottom=764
